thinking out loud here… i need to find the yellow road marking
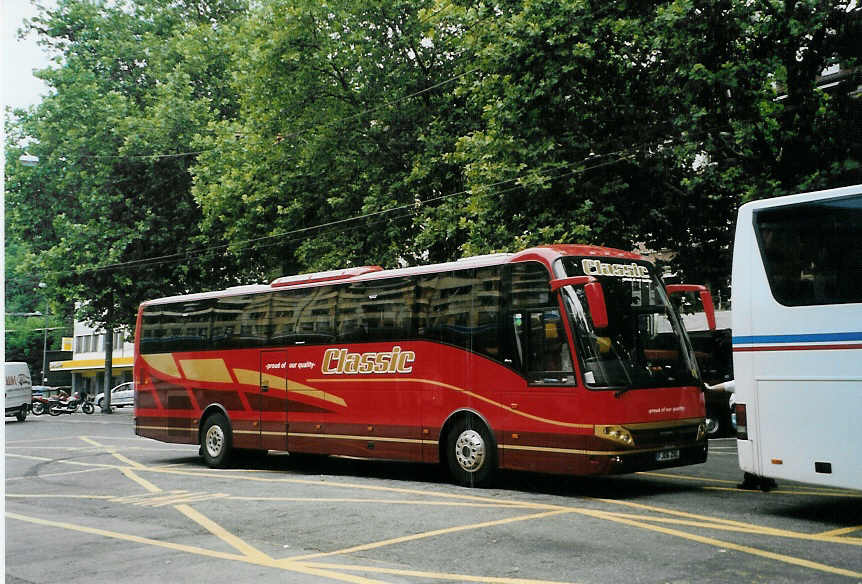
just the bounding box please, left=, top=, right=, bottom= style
left=7, top=494, right=114, bottom=500
left=601, top=511, right=862, bottom=546
left=121, top=468, right=162, bottom=493
left=80, top=436, right=149, bottom=470
left=636, top=471, right=737, bottom=484
left=305, top=561, right=577, bottom=584
left=6, top=467, right=111, bottom=482
left=703, top=486, right=862, bottom=498
left=6, top=511, right=256, bottom=562
left=174, top=503, right=271, bottom=562
left=4, top=511, right=389, bottom=584
left=9, top=438, right=862, bottom=581
left=567, top=508, right=862, bottom=579
left=228, top=496, right=532, bottom=508
left=819, top=525, right=862, bottom=537
left=285, top=509, right=574, bottom=562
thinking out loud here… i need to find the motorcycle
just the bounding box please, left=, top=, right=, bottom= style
left=48, top=392, right=95, bottom=415
left=31, top=395, right=53, bottom=416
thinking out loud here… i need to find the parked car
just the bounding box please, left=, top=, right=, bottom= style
left=95, top=382, right=134, bottom=408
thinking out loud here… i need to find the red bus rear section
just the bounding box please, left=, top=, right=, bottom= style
left=134, top=245, right=707, bottom=486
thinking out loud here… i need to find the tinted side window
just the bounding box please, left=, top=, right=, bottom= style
left=756, top=194, right=862, bottom=306
left=271, top=287, right=336, bottom=344
left=416, top=266, right=502, bottom=360
left=211, top=295, right=270, bottom=349
left=337, top=278, right=416, bottom=342
left=140, top=300, right=214, bottom=354
left=510, top=262, right=551, bottom=308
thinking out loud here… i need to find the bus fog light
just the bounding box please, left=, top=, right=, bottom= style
left=596, top=425, right=635, bottom=447
left=697, top=423, right=706, bottom=441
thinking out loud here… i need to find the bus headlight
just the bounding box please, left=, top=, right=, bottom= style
left=596, top=425, right=635, bottom=447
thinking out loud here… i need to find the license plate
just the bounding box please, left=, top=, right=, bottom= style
left=656, top=448, right=680, bottom=462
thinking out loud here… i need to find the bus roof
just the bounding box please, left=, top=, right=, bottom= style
left=739, top=183, right=862, bottom=213
left=140, top=244, right=644, bottom=307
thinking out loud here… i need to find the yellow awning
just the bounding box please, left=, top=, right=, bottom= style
left=50, top=357, right=134, bottom=372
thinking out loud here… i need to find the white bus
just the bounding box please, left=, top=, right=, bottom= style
left=731, top=184, right=862, bottom=490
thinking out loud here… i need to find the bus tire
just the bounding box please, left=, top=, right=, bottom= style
left=201, top=413, right=233, bottom=468
left=445, top=416, right=496, bottom=488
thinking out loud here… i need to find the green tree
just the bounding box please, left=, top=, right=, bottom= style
left=191, top=0, right=480, bottom=274
left=6, top=0, right=249, bottom=401
left=443, top=0, right=861, bottom=288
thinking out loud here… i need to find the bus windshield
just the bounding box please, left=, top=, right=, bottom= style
left=560, top=257, right=699, bottom=390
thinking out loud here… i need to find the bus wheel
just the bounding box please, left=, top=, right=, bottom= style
left=201, top=413, right=233, bottom=468
left=445, top=417, right=496, bottom=487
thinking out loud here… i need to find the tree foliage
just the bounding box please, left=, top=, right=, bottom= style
left=6, top=0, right=861, bottom=337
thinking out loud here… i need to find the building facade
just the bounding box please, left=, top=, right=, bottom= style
left=50, top=320, right=134, bottom=396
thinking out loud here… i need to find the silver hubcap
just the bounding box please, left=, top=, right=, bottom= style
left=454, top=429, right=485, bottom=472
left=206, top=424, right=224, bottom=458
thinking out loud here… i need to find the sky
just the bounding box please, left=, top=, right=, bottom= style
left=3, top=0, right=54, bottom=111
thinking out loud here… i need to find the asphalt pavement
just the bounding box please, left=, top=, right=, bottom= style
left=5, top=410, right=862, bottom=583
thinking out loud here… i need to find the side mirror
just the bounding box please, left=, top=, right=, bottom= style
left=665, top=284, right=716, bottom=330
left=550, top=276, right=609, bottom=330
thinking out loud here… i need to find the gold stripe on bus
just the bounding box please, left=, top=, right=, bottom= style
left=233, top=369, right=347, bottom=407
left=141, top=354, right=181, bottom=379
left=178, top=359, right=233, bottom=384
left=307, top=377, right=595, bottom=429
left=288, top=432, right=435, bottom=446
left=499, top=443, right=689, bottom=456
left=135, top=424, right=196, bottom=433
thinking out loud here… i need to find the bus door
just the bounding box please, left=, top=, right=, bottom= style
left=502, top=307, right=577, bottom=472
left=259, top=350, right=289, bottom=451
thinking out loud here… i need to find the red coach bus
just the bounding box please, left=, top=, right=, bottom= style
left=134, top=245, right=707, bottom=486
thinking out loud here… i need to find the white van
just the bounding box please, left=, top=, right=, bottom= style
left=5, top=362, right=33, bottom=422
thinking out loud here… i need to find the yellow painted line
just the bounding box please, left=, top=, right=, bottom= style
left=818, top=525, right=862, bottom=537
left=284, top=509, right=574, bottom=562
left=6, top=467, right=112, bottom=482
left=80, top=436, right=149, bottom=470
left=6, top=511, right=255, bottom=562
left=227, top=496, right=532, bottom=509
left=7, top=494, right=114, bottom=500
left=113, top=490, right=185, bottom=504
left=703, top=486, right=862, bottom=498
left=5, top=511, right=390, bottom=584
left=636, top=471, right=738, bottom=485
left=640, top=471, right=862, bottom=497
left=174, top=503, right=272, bottom=562
left=121, top=468, right=163, bottom=493
left=600, top=511, right=862, bottom=546
left=305, top=561, right=577, bottom=584
left=569, top=507, right=862, bottom=579
left=306, top=562, right=580, bottom=584
left=138, top=466, right=542, bottom=508
left=153, top=493, right=229, bottom=507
